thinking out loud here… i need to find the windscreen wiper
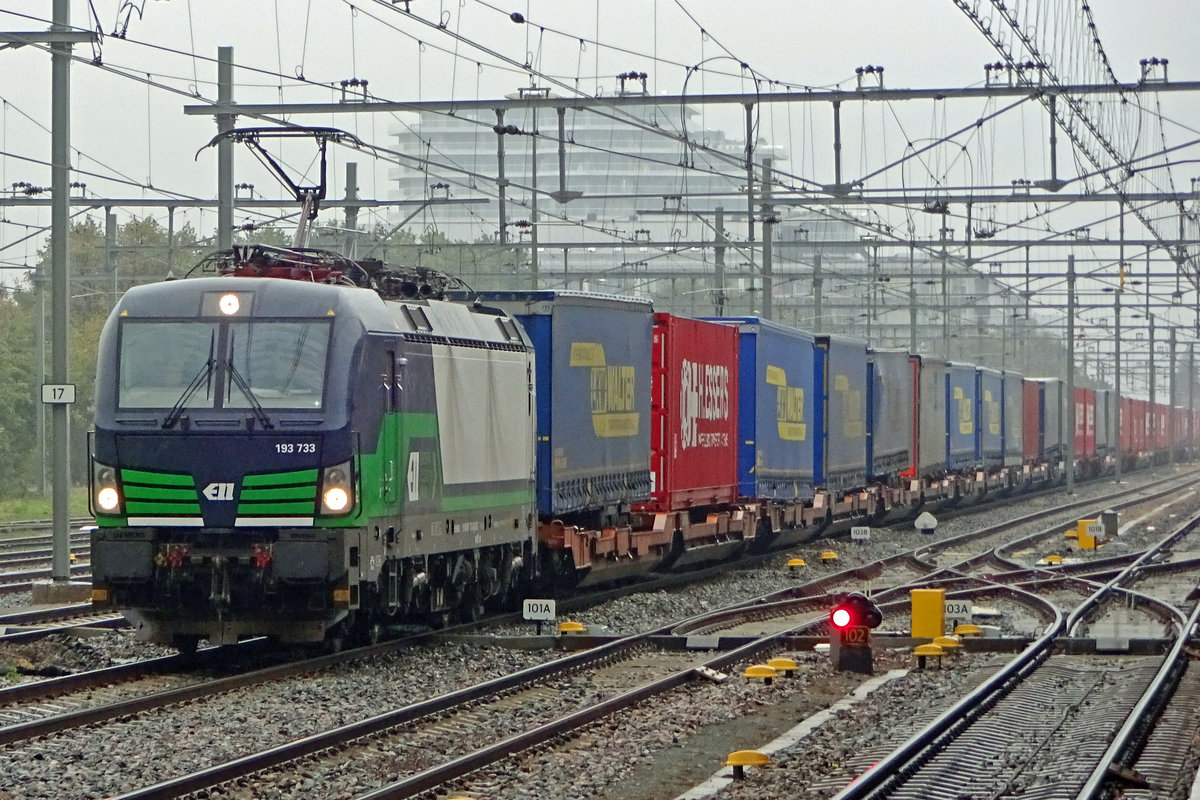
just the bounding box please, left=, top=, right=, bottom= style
left=162, top=358, right=216, bottom=430
left=224, top=359, right=275, bottom=430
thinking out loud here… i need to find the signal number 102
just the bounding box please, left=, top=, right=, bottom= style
left=276, top=442, right=316, bottom=454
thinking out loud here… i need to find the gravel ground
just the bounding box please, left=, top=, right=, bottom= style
left=439, top=648, right=1007, bottom=800
left=0, top=629, right=174, bottom=685
left=0, top=642, right=556, bottom=800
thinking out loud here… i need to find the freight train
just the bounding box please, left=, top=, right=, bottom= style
left=88, top=244, right=1194, bottom=650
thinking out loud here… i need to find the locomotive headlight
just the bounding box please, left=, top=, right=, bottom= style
left=320, top=461, right=354, bottom=515
left=323, top=486, right=349, bottom=512
left=92, top=461, right=122, bottom=514
left=97, top=487, right=121, bottom=512
left=219, top=293, right=240, bottom=315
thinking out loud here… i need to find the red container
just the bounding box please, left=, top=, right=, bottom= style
left=641, top=313, right=738, bottom=511
left=1073, top=388, right=1095, bottom=458
left=1022, top=378, right=1041, bottom=462
left=1147, top=402, right=1159, bottom=451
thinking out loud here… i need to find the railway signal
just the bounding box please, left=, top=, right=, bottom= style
left=829, top=592, right=882, bottom=675
left=829, top=592, right=883, bottom=630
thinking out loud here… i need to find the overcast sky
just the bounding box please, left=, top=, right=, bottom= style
left=0, top=0, right=1197, bottom=271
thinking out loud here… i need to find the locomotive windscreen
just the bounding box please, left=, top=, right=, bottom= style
left=118, top=318, right=332, bottom=410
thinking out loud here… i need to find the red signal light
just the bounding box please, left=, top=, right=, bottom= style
left=829, top=592, right=883, bottom=631
left=831, top=606, right=853, bottom=628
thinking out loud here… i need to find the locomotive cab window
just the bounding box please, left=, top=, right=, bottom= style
left=117, top=318, right=332, bottom=411
left=118, top=321, right=217, bottom=408
left=226, top=321, right=331, bottom=409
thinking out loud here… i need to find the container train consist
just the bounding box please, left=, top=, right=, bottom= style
left=88, top=245, right=1195, bottom=649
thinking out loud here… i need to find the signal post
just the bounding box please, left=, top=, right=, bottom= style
left=829, top=592, right=883, bottom=675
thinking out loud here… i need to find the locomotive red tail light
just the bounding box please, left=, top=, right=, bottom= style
left=161, top=544, right=190, bottom=568
left=249, top=543, right=273, bottom=570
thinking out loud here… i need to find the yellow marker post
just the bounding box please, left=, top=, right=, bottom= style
left=766, top=657, right=799, bottom=677
left=910, top=588, right=946, bottom=639
left=933, top=636, right=962, bottom=656
left=1077, top=519, right=1100, bottom=550
left=725, top=750, right=771, bottom=780
left=743, top=664, right=778, bottom=685
left=913, top=643, right=945, bottom=670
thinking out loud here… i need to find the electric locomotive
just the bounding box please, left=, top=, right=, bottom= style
left=89, top=246, right=538, bottom=650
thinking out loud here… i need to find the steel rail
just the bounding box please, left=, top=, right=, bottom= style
left=1075, top=601, right=1200, bottom=799
left=107, top=627, right=671, bottom=800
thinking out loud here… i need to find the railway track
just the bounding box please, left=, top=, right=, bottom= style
left=0, top=518, right=92, bottom=538
left=822, top=505, right=1200, bottom=800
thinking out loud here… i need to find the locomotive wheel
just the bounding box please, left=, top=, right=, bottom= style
left=324, top=622, right=349, bottom=654
left=172, top=634, right=201, bottom=657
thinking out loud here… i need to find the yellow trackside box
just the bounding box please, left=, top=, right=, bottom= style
left=1077, top=518, right=1098, bottom=550
left=911, top=588, right=946, bottom=639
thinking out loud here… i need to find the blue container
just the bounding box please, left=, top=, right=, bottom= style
left=707, top=317, right=815, bottom=501
left=867, top=349, right=914, bottom=481
left=946, top=362, right=977, bottom=469
left=1002, top=371, right=1024, bottom=465
left=815, top=335, right=869, bottom=492
left=471, top=290, right=652, bottom=518
left=976, top=367, right=1004, bottom=466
